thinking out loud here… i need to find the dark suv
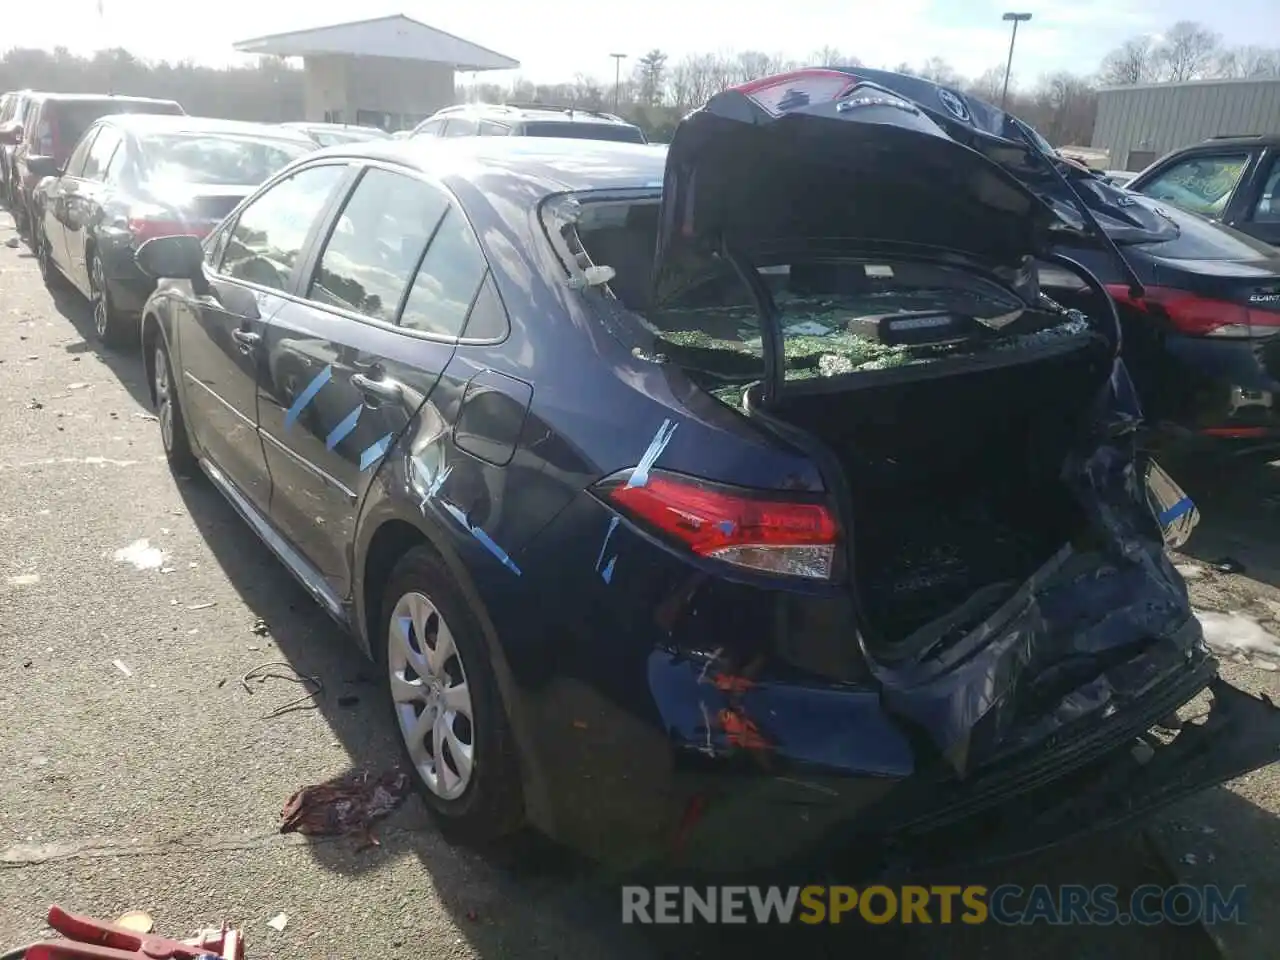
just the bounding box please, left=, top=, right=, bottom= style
left=0, top=93, right=184, bottom=236
left=410, top=102, right=646, bottom=144
left=1124, top=134, right=1280, bottom=248
left=0, top=89, right=33, bottom=208
left=132, top=124, right=1278, bottom=871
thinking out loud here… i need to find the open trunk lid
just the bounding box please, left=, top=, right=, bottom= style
left=647, top=71, right=1210, bottom=780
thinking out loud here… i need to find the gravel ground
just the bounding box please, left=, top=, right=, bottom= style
left=0, top=207, right=1267, bottom=957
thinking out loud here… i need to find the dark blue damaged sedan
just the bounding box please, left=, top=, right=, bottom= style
left=133, top=74, right=1280, bottom=873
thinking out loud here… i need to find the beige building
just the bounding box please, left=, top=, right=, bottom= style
left=234, top=14, right=518, bottom=131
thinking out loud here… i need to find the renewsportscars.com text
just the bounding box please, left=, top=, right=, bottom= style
left=621, top=884, right=1247, bottom=926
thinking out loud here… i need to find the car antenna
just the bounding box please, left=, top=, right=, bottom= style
left=1011, top=119, right=1146, bottom=301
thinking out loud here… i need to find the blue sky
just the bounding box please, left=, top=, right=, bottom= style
left=6, top=0, right=1279, bottom=85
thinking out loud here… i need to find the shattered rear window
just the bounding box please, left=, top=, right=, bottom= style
left=644, top=257, right=1091, bottom=402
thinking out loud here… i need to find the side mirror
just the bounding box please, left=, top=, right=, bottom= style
left=0, top=122, right=21, bottom=146
left=24, top=155, right=62, bottom=180
left=136, top=234, right=206, bottom=282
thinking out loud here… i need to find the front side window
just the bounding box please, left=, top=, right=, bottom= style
left=414, top=118, right=446, bottom=137
left=80, top=127, right=123, bottom=181
left=478, top=120, right=510, bottom=137
left=400, top=205, right=489, bottom=338
left=63, top=128, right=99, bottom=178
left=219, top=164, right=347, bottom=292
left=1137, top=153, right=1250, bottom=218
left=308, top=167, right=449, bottom=323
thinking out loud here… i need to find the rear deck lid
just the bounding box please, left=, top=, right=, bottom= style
left=653, top=70, right=1076, bottom=311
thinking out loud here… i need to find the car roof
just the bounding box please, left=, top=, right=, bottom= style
left=307, top=136, right=666, bottom=194
left=1198, top=133, right=1280, bottom=148
left=102, top=114, right=317, bottom=143
left=436, top=102, right=636, bottom=127
left=31, top=93, right=180, bottom=106
left=284, top=121, right=386, bottom=133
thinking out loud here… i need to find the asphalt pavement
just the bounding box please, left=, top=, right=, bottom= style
left=0, top=206, right=1254, bottom=958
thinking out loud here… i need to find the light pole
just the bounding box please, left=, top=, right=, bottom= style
left=609, top=53, right=627, bottom=112
left=1000, top=12, right=1031, bottom=110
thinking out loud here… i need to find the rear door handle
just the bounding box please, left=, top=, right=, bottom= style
left=232, top=328, right=260, bottom=354
left=351, top=372, right=402, bottom=403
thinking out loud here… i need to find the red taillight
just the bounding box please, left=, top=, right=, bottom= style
left=127, top=217, right=199, bottom=245
left=601, top=471, right=839, bottom=580
left=1106, top=284, right=1280, bottom=339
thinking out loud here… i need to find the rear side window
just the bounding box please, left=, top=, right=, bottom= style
left=521, top=121, right=645, bottom=143
left=400, top=206, right=488, bottom=338
left=478, top=120, right=509, bottom=137
left=1137, top=153, right=1249, bottom=218
left=414, top=118, right=446, bottom=137
left=443, top=118, right=478, bottom=137
left=50, top=100, right=183, bottom=154
left=219, top=164, right=347, bottom=292
left=308, top=167, right=449, bottom=323
left=1251, top=158, right=1280, bottom=222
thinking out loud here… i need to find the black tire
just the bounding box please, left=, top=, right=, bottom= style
left=35, top=225, right=66, bottom=290
left=380, top=546, right=525, bottom=845
left=151, top=333, right=196, bottom=473
left=88, top=250, right=127, bottom=347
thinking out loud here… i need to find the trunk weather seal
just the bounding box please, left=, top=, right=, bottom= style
left=720, top=238, right=785, bottom=405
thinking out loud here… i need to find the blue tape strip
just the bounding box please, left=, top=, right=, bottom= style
left=1159, top=496, right=1195, bottom=526
left=595, top=517, right=620, bottom=569
left=601, top=555, right=617, bottom=584
left=627, top=418, right=678, bottom=488
left=440, top=500, right=522, bottom=576
left=359, top=432, right=394, bottom=471
left=427, top=463, right=452, bottom=499
left=284, top=365, right=333, bottom=430
left=325, top=405, right=362, bottom=450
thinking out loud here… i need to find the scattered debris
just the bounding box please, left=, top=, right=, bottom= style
left=1211, top=556, right=1246, bottom=575
left=4, top=236, right=19, bottom=248
left=1201, top=825, right=1217, bottom=835
left=1196, top=610, right=1280, bottom=671
left=266, top=912, right=289, bottom=933
left=133, top=412, right=159, bottom=421
left=112, top=659, right=134, bottom=678
left=572, top=719, right=589, bottom=730
left=337, top=695, right=360, bottom=707
left=251, top=618, right=270, bottom=636
left=217, top=678, right=227, bottom=688
left=27, top=399, right=43, bottom=410
left=160, top=566, right=175, bottom=574
left=1181, top=853, right=1198, bottom=866
left=113, top=538, right=168, bottom=571
left=6, top=573, right=40, bottom=586
left=1174, top=563, right=1205, bottom=580
left=279, top=767, right=409, bottom=846
left=68, top=382, right=89, bottom=390
left=187, top=601, right=217, bottom=610
left=22, top=659, right=32, bottom=668
left=241, top=661, right=322, bottom=718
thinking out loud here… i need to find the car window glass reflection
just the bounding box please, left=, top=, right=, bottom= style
left=307, top=167, right=448, bottom=322
left=220, top=164, right=346, bottom=293
left=400, top=205, right=488, bottom=338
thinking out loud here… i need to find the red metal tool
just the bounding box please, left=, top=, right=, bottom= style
left=23, top=906, right=244, bottom=960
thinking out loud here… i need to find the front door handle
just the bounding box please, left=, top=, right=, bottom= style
left=351, top=372, right=402, bottom=403
left=232, top=328, right=260, bottom=354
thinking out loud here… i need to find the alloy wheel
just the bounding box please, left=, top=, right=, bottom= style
left=91, top=256, right=108, bottom=338
left=387, top=590, right=475, bottom=801
left=154, top=346, right=173, bottom=452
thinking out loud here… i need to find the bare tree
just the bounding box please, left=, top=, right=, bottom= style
left=1155, top=21, right=1221, bottom=82
left=734, top=51, right=777, bottom=83
left=1099, top=36, right=1157, bottom=85
left=966, top=66, right=1007, bottom=102
left=917, top=57, right=961, bottom=86
left=809, top=46, right=859, bottom=68
left=1220, top=45, right=1280, bottom=78
left=633, top=49, right=668, bottom=106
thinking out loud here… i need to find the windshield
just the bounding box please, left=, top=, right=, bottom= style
left=138, top=134, right=312, bottom=186
left=522, top=121, right=645, bottom=144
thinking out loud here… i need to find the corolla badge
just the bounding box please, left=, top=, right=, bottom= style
left=937, top=88, right=971, bottom=122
